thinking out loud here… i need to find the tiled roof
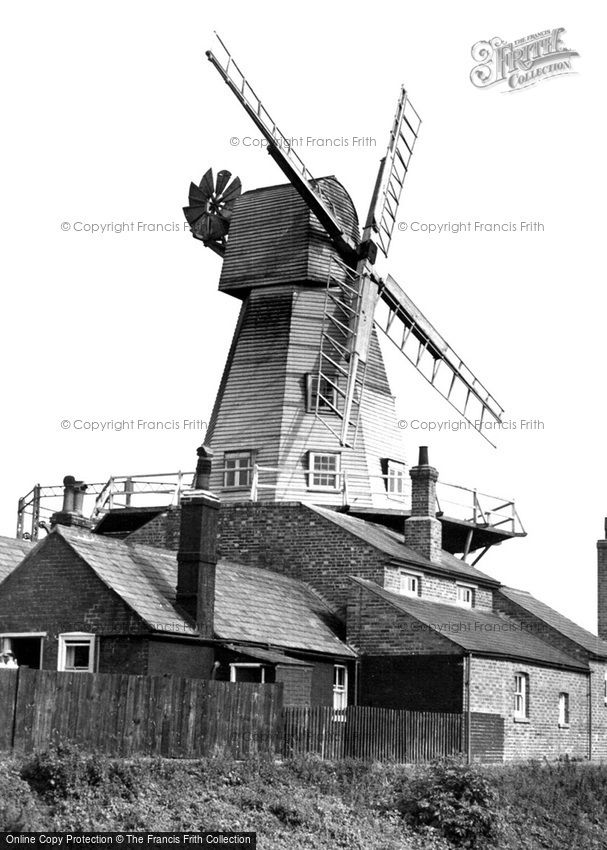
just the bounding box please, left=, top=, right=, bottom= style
left=215, top=560, right=354, bottom=656
left=307, top=504, right=499, bottom=586
left=352, top=577, right=587, bottom=670
left=0, top=536, right=34, bottom=583
left=56, top=526, right=353, bottom=657
left=499, top=587, right=607, bottom=660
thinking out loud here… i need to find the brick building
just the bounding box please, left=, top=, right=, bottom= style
left=114, top=447, right=607, bottom=761
left=0, top=454, right=354, bottom=709
left=3, top=446, right=607, bottom=760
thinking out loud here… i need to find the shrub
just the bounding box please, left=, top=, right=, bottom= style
left=19, top=744, right=147, bottom=805
left=396, top=758, right=500, bottom=848
left=20, top=743, right=100, bottom=802
left=0, top=758, right=44, bottom=831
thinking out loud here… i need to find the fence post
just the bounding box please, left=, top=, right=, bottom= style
left=10, top=667, right=21, bottom=751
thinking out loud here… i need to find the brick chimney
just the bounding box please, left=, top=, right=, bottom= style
left=404, top=446, right=442, bottom=563
left=50, top=476, right=93, bottom=530
left=597, top=519, right=607, bottom=639
left=176, top=445, right=218, bottom=637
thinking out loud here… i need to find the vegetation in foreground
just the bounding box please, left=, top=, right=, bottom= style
left=1, top=746, right=607, bottom=849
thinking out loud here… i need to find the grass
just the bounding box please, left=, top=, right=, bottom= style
left=2, top=748, right=607, bottom=849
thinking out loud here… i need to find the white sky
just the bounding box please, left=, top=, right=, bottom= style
left=1, top=2, right=605, bottom=631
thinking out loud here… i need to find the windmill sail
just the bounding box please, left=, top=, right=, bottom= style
left=374, top=274, right=505, bottom=444
left=362, top=87, right=421, bottom=258
left=206, top=33, right=357, bottom=266
left=329, top=88, right=420, bottom=447
left=204, top=35, right=506, bottom=449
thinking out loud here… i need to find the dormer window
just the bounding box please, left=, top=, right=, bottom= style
left=456, top=584, right=475, bottom=608
left=399, top=571, right=421, bottom=597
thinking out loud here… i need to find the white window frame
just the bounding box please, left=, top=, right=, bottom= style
left=222, top=450, right=255, bottom=489
left=558, top=692, right=570, bottom=727
left=386, top=460, right=406, bottom=498
left=455, top=583, right=476, bottom=608
left=514, top=673, right=529, bottom=719
left=57, top=633, right=96, bottom=673
left=399, top=570, right=422, bottom=598
left=229, top=662, right=267, bottom=684
left=306, top=373, right=337, bottom=414
left=307, top=451, right=341, bottom=492
left=333, top=664, right=348, bottom=714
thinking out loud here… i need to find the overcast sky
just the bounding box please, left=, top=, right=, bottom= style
left=1, top=2, right=604, bottom=630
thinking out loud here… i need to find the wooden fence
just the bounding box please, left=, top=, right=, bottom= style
left=0, top=669, right=469, bottom=763
left=283, top=706, right=463, bottom=762
left=0, top=668, right=282, bottom=758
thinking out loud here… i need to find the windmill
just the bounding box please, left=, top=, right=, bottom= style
left=185, top=33, right=505, bottom=508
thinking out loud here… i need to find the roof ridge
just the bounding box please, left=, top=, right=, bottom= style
left=499, top=585, right=607, bottom=656
left=350, top=576, right=587, bottom=669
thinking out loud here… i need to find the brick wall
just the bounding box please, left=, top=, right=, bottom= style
left=590, top=660, right=607, bottom=759
left=98, top=637, right=149, bottom=675
left=275, top=664, right=313, bottom=707
left=147, top=639, right=215, bottom=679
left=129, top=503, right=496, bottom=614
left=598, top=538, right=607, bottom=640
left=127, top=508, right=181, bottom=549
left=216, top=502, right=388, bottom=608
left=469, top=713, right=505, bottom=763
left=359, top=655, right=464, bottom=711
left=469, top=656, right=589, bottom=760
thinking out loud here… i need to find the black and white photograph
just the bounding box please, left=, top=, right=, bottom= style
left=0, top=2, right=604, bottom=848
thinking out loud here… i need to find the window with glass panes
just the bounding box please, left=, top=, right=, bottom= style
left=308, top=452, right=340, bottom=490
left=223, top=451, right=254, bottom=488
left=514, top=673, right=529, bottom=718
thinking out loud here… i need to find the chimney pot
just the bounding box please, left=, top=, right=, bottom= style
left=52, top=475, right=92, bottom=529
left=193, top=444, right=214, bottom=491
left=62, top=476, right=76, bottom=513
left=418, top=446, right=429, bottom=466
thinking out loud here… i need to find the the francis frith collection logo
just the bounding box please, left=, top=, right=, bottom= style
left=470, top=28, right=579, bottom=92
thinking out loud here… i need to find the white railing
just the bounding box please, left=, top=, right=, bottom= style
left=17, top=465, right=524, bottom=541
left=249, top=464, right=524, bottom=536
left=17, top=472, right=195, bottom=540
